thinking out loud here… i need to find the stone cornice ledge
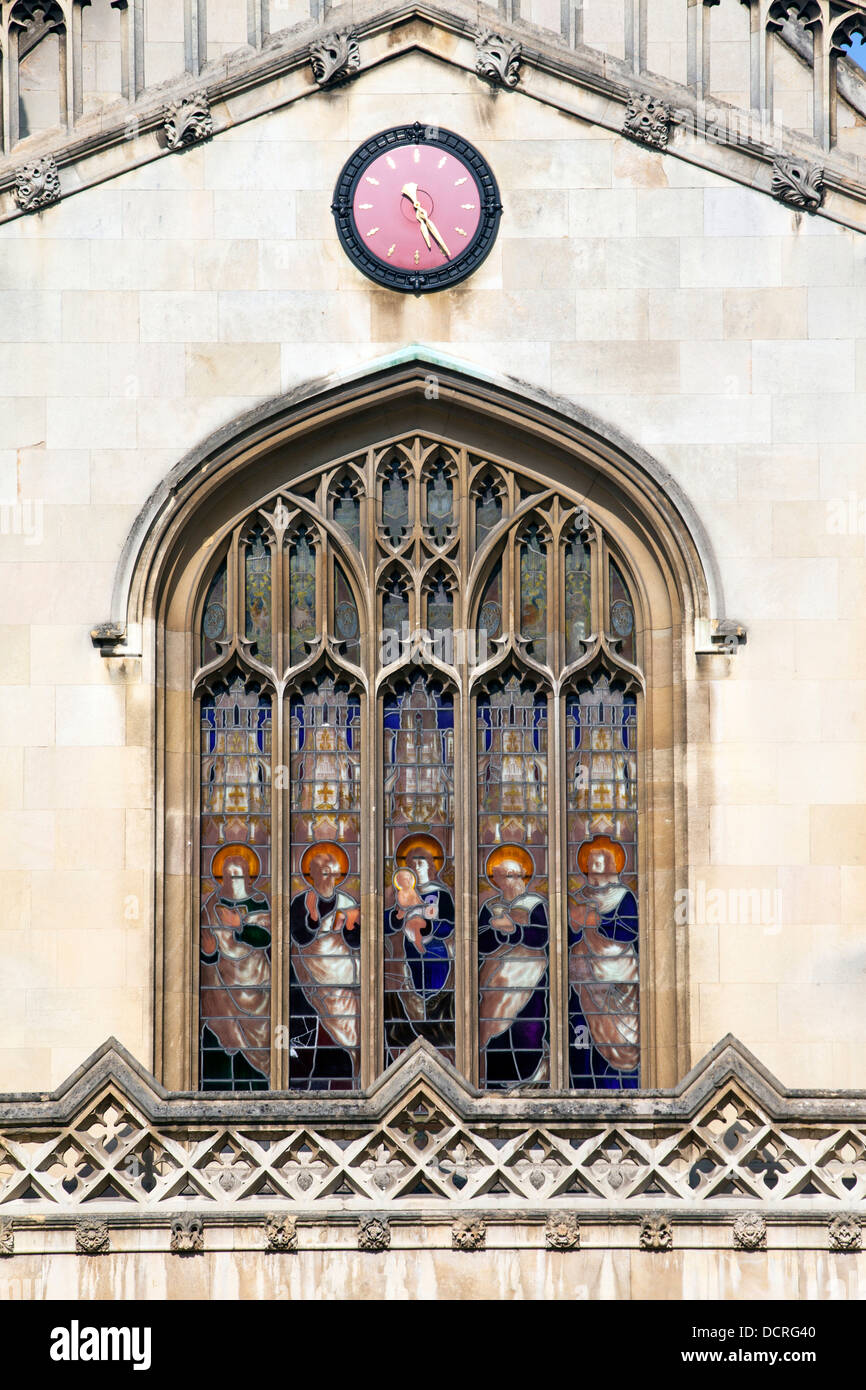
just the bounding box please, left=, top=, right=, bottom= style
left=0, top=2, right=865, bottom=233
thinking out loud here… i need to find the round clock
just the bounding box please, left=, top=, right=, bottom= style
left=331, top=123, right=502, bottom=293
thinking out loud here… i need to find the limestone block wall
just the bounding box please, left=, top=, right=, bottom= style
left=0, top=49, right=863, bottom=1094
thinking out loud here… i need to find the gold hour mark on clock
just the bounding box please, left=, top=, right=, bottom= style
left=367, top=227, right=380, bottom=235
left=455, top=227, right=467, bottom=237
left=359, top=203, right=373, bottom=209
left=385, top=156, right=396, bottom=170
left=461, top=204, right=475, bottom=210
left=414, top=250, right=420, bottom=264
left=413, top=148, right=420, bottom=164
left=438, top=156, right=447, bottom=168
left=387, top=244, right=396, bottom=258
left=455, top=177, right=468, bottom=185
left=366, top=176, right=380, bottom=185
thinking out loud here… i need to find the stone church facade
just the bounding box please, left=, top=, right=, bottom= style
left=0, top=0, right=864, bottom=1299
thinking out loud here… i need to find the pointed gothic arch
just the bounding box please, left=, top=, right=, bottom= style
left=100, top=356, right=730, bottom=1095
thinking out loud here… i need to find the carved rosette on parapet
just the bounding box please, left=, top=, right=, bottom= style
left=75, top=1219, right=110, bottom=1255
left=164, top=92, right=213, bottom=150
left=13, top=155, right=61, bottom=213
left=474, top=28, right=522, bottom=89
left=310, top=30, right=361, bottom=88
left=639, top=1214, right=673, bottom=1251
left=622, top=93, right=672, bottom=149
left=771, top=155, right=825, bottom=212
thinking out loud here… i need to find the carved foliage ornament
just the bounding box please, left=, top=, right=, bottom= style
left=358, top=1216, right=390, bottom=1252
left=639, top=1215, right=673, bottom=1251
left=0, top=1219, right=13, bottom=1257
left=164, top=92, right=213, bottom=151
left=828, top=1214, right=862, bottom=1252
left=452, top=1216, right=486, bottom=1251
left=622, top=93, right=672, bottom=150
left=546, top=1213, right=580, bottom=1251
left=171, top=1214, right=204, bottom=1254
left=310, top=30, right=361, bottom=87
left=733, top=1213, right=766, bottom=1251
left=771, top=155, right=825, bottom=212
left=474, top=28, right=522, bottom=89
left=265, top=1215, right=298, bottom=1252
left=13, top=155, right=61, bottom=213
left=75, top=1220, right=110, bottom=1255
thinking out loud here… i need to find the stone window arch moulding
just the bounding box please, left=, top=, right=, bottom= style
left=93, top=357, right=739, bottom=1096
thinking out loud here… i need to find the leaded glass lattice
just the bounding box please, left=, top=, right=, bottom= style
left=566, top=678, right=639, bottom=1089
left=289, top=682, right=361, bottom=1090
left=477, top=680, right=550, bottom=1089
left=384, top=679, right=456, bottom=1068
left=200, top=678, right=272, bottom=1090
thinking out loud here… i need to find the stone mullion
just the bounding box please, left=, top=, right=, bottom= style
left=687, top=0, right=718, bottom=101
left=185, top=0, right=207, bottom=77
left=624, top=0, right=646, bottom=77
left=813, top=2, right=832, bottom=150
left=113, top=0, right=144, bottom=102
left=547, top=523, right=566, bottom=1091
left=455, top=448, right=473, bottom=1085
left=560, top=0, right=582, bottom=47
left=68, top=0, right=84, bottom=123
left=360, top=450, right=379, bottom=1090
left=247, top=0, right=267, bottom=48
left=1, top=19, right=18, bottom=152
left=269, top=535, right=286, bottom=1088
left=745, top=0, right=774, bottom=120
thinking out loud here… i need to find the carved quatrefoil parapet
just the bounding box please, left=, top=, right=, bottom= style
left=75, top=1219, right=110, bottom=1255
left=771, top=155, right=825, bottom=212
left=828, top=1214, right=862, bottom=1252
left=310, top=30, right=361, bottom=87
left=13, top=155, right=61, bottom=213
left=639, top=1214, right=673, bottom=1251
left=357, top=1216, right=390, bottom=1252
left=474, top=28, right=522, bottom=89
left=164, top=92, right=213, bottom=150
left=265, top=1214, right=297, bottom=1252
left=733, top=1212, right=767, bottom=1251
left=622, top=93, right=672, bottom=150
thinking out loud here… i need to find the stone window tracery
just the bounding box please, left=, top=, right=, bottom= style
left=193, top=436, right=644, bottom=1094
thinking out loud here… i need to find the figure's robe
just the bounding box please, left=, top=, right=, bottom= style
left=384, top=881, right=455, bottom=1059
left=568, top=885, right=639, bottom=1082
left=200, top=895, right=271, bottom=1079
left=478, top=892, right=549, bottom=1087
left=289, top=889, right=360, bottom=1081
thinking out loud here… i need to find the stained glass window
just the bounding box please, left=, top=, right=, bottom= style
left=194, top=439, right=642, bottom=1093
left=244, top=526, right=272, bottom=665
left=200, top=677, right=272, bottom=1091
left=288, top=531, right=316, bottom=667
left=384, top=679, right=455, bottom=1068
left=566, top=679, right=639, bottom=1089
left=289, top=681, right=361, bottom=1090
left=477, top=680, right=549, bottom=1088
left=201, top=559, right=227, bottom=667
left=520, top=524, right=547, bottom=663
left=609, top=558, right=636, bottom=665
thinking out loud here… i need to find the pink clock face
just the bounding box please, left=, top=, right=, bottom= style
left=351, top=144, right=483, bottom=273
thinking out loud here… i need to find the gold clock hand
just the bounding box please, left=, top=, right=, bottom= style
left=418, top=209, right=451, bottom=260
left=400, top=182, right=432, bottom=250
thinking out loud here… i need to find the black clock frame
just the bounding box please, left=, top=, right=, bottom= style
left=331, top=122, right=503, bottom=294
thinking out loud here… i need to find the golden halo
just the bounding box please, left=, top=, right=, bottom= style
left=485, top=843, right=535, bottom=883
left=576, top=834, right=626, bottom=877
left=395, top=833, right=445, bottom=875
left=300, top=841, right=350, bottom=886
left=212, top=842, right=261, bottom=887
